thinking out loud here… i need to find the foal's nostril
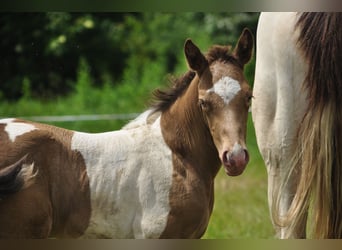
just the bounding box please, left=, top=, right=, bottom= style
left=222, top=151, right=229, bottom=165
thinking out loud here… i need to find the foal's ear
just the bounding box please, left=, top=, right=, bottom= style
left=233, top=28, right=254, bottom=66
left=184, top=39, right=208, bottom=74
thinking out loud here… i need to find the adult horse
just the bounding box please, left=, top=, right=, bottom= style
left=0, top=28, right=253, bottom=238
left=252, top=12, right=342, bottom=238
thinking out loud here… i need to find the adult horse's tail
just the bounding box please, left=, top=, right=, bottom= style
left=0, top=155, right=36, bottom=200
left=280, top=13, right=342, bottom=238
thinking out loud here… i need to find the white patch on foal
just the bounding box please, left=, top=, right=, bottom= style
left=208, top=76, right=241, bottom=104
left=71, top=117, right=173, bottom=238
left=1, top=119, right=37, bottom=142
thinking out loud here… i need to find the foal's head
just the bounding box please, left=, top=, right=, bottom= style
left=185, top=29, right=254, bottom=176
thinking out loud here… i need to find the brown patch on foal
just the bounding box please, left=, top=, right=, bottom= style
left=159, top=81, right=221, bottom=238
left=0, top=120, right=91, bottom=238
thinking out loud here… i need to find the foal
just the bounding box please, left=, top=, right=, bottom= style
left=0, top=28, right=253, bottom=238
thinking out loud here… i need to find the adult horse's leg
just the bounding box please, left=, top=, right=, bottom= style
left=252, top=12, right=308, bottom=238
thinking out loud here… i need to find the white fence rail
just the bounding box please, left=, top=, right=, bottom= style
left=11, top=113, right=140, bottom=122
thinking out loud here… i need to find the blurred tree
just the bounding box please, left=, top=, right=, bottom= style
left=0, top=13, right=129, bottom=100
left=0, top=12, right=258, bottom=101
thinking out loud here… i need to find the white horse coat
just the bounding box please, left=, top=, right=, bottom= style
left=252, top=12, right=308, bottom=238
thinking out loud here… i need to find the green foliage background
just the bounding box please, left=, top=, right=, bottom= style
left=0, top=13, right=258, bottom=101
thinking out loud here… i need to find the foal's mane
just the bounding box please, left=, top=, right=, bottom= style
left=152, top=45, right=240, bottom=113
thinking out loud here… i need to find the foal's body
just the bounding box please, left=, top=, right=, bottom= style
left=1, top=112, right=210, bottom=238
left=0, top=29, right=253, bottom=238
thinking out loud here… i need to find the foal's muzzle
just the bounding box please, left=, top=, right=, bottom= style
left=222, top=144, right=249, bottom=176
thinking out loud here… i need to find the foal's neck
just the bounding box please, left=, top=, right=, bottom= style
left=160, top=78, right=221, bottom=178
